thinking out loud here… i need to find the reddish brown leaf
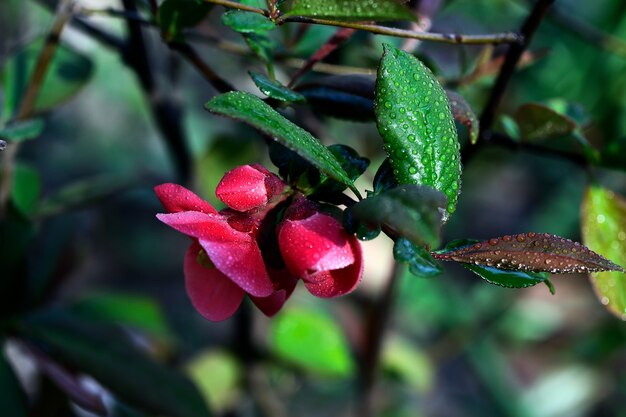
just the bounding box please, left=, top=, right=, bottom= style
left=446, top=90, right=479, bottom=145
left=433, top=232, right=624, bottom=274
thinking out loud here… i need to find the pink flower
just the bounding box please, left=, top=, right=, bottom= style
left=216, top=164, right=287, bottom=212
left=278, top=197, right=363, bottom=298
left=155, top=164, right=364, bottom=321
left=155, top=166, right=294, bottom=321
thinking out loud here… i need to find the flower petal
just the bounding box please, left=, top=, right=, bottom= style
left=199, top=236, right=274, bottom=297
left=155, top=183, right=217, bottom=214
left=156, top=211, right=224, bottom=240
left=279, top=212, right=355, bottom=278
left=184, top=242, right=244, bottom=321
left=216, top=165, right=271, bottom=212
left=250, top=268, right=298, bottom=317
left=303, top=238, right=363, bottom=298
left=159, top=212, right=274, bottom=297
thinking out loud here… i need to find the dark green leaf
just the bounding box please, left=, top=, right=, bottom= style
left=373, top=159, right=397, bottom=195
left=296, top=75, right=375, bottom=122
left=243, top=33, right=274, bottom=64
left=433, top=232, right=623, bottom=274
left=19, top=310, right=211, bottom=417
left=463, top=264, right=551, bottom=289
left=249, top=72, right=305, bottom=102
left=205, top=91, right=359, bottom=196
left=282, top=0, right=416, bottom=22
left=0, top=346, right=28, bottom=417
left=37, top=176, right=132, bottom=218
left=269, top=308, right=354, bottom=377
left=11, top=163, right=41, bottom=216
left=446, top=90, right=479, bottom=145
left=69, top=293, right=173, bottom=340
left=2, top=39, right=93, bottom=119
left=393, top=237, right=442, bottom=277
left=221, top=10, right=275, bottom=34
left=0, top=118, right=44, bottom=143
left=582, top=186, right=626, bottom=319
left=158, top=0, right=213, bottom=42
left=347, top=184, right=445, bottom=248
left=375, top=44, right=462, bottom=218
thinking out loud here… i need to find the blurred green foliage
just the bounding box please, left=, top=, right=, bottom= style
left=0, top=0, right=625, bottom=416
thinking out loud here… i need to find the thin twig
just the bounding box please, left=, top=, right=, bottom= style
left=277, top=16, right=523, bottom=45
left=288, top=27, right=356, bottom=87
left=121, top=0, right=192, bottom=181
left=478, top=0, right=556, bottom=140
left=204, top=0, right=268, bottom=16
left=357, top=262, right=403, bottom=417
left=0, top=0, right=74, bottom=217
left=169, top=42, right=235, bottom=92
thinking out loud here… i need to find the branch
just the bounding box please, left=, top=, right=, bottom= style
left=203, top=0, right=268, bottom=16
left=357, top=262, right=403, bottom=417
left=121, top=0, right=192, bottom=181
left=478, top=0, right=556, bottom=138
left=168, top=42, right=235, bottom=93
left=0, top=0, right=74, bottom=217
left=277, top=16, right=523, bottom=45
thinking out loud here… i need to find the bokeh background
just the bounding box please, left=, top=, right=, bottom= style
left=1, top=0, right=626, bottom=416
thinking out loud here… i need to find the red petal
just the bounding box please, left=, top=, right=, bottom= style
left=250, top=267, right=298, bottom=317
left=251, top=290, right=288, bottom=317
left=159, top=212, right=275, bottom=297
left=304, top=237, right=363, bottom=298
left=184, top=242, right=245, bottom=321
left=216, top=165, right=270, bottom=212
left=199, top=235, right=274, bottom=297
left=156, top=211, right=224, bottom=240
left=279, top=212, right=355, bottom=278
left=155, top=183, right=217, bottom=214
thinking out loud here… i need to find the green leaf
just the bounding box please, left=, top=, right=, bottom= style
left=375, top=44, right=462, bottom=218
left=393, top=237, right=442, bottom=277
left=186, top=350, right=242, bottom=413
left=205, top=91, right=358, bottom=196
left=463, top=264, right=551, bottom=289
left=2, top=39, right=93, bottom=120
left=282, top=0, right=416, bottom=22
left=581, top=186, right=626, bottom=320
left=381, top=336, right=433, bottom=392
left=347, top=184, right=445, bottom=248
left=0, top=118, right=44, bottom=143
left=158, top=0, right=213, bottom=42
left=243, top=33, right=275, bottom=64
left=0, top=345, right=28, bottom=417
left=296, top=75, right=376, bottom=122
left=269, top=308, right=354, bottom=377
left=434, top=232, right=623, bottom=274
left=446, top=90, right=479, bottom=145
left=372, top=159, right=398, bottom=195
left=515, top=103, right=598, bottom=161
left=11, top=163, right=41, bottom=216
left=221, top=10, right=275, bottom=34
left=69, top=293, right=173, bottom=340
left=19, top=310, right=212, bottom=417
left=249, top=72, right=305, bottom=102
left=37, top=176, right=132, bottom=218
left=515, top=103, right=577, bottom=141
